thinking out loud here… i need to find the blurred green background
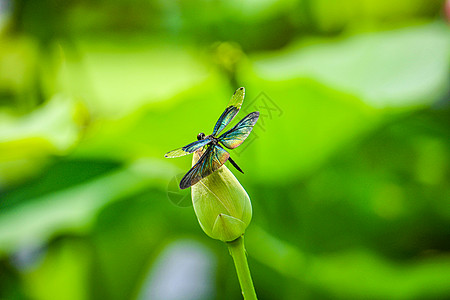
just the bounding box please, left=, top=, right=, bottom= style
left=0, top=0, right=449, bottom=299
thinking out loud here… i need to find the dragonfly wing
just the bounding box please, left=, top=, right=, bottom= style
left=212, top=87, right=245, bottom=136
left=179, top=145, right=230, bottom=189
left=165, top=138, right=212, bottom=158
left=218, top=111, right=259, bottom=149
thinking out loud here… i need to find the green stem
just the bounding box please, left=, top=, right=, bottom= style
left=227, top=236, right=258, bottom=300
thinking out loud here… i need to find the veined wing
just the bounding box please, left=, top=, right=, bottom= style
left=179, top=145, right=230, bottom=189
left=165, top=138, right=212, bottom=158
left=218, top=111, right=259, bottom=149
left=212, top=87, right=245, bottom=136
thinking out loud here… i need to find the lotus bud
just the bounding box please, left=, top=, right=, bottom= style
left=191, top=150, right=252, bottom=242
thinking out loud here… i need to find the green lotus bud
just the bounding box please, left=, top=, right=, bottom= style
left=191, top=150, right=252, bottom=242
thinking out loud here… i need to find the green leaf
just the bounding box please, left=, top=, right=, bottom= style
left=251, top=22, right=449, bottom=107
left=0, top=159, right=178, bottom=254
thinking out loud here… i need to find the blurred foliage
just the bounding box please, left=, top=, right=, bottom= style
left=0, top=0, right=449, bottom=299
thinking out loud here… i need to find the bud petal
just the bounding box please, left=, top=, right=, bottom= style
left=191, top=150, right=252, bottom=242
left=212, top=214, right=247, bottom=242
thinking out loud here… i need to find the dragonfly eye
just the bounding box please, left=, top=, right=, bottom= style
left=197, top=133, right=206, bottom=140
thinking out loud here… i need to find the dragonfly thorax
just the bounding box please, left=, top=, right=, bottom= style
left=206, top=134, right=219, bottom=145
left=198, top=132, right=219, bottom=145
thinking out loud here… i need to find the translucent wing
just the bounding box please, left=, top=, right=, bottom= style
left=218, top=112, right=259, bottom=149
left=179, top=145, right=230, bottom=189
left=165, top=138, right=212, bottom=158
left=212, top=87, right=245, bottom=136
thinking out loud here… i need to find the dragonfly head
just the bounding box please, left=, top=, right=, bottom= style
left=197, top=132, right=206, bottom=140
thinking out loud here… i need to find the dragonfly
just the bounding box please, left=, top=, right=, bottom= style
left=165, top=87, right=259, bottom=189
